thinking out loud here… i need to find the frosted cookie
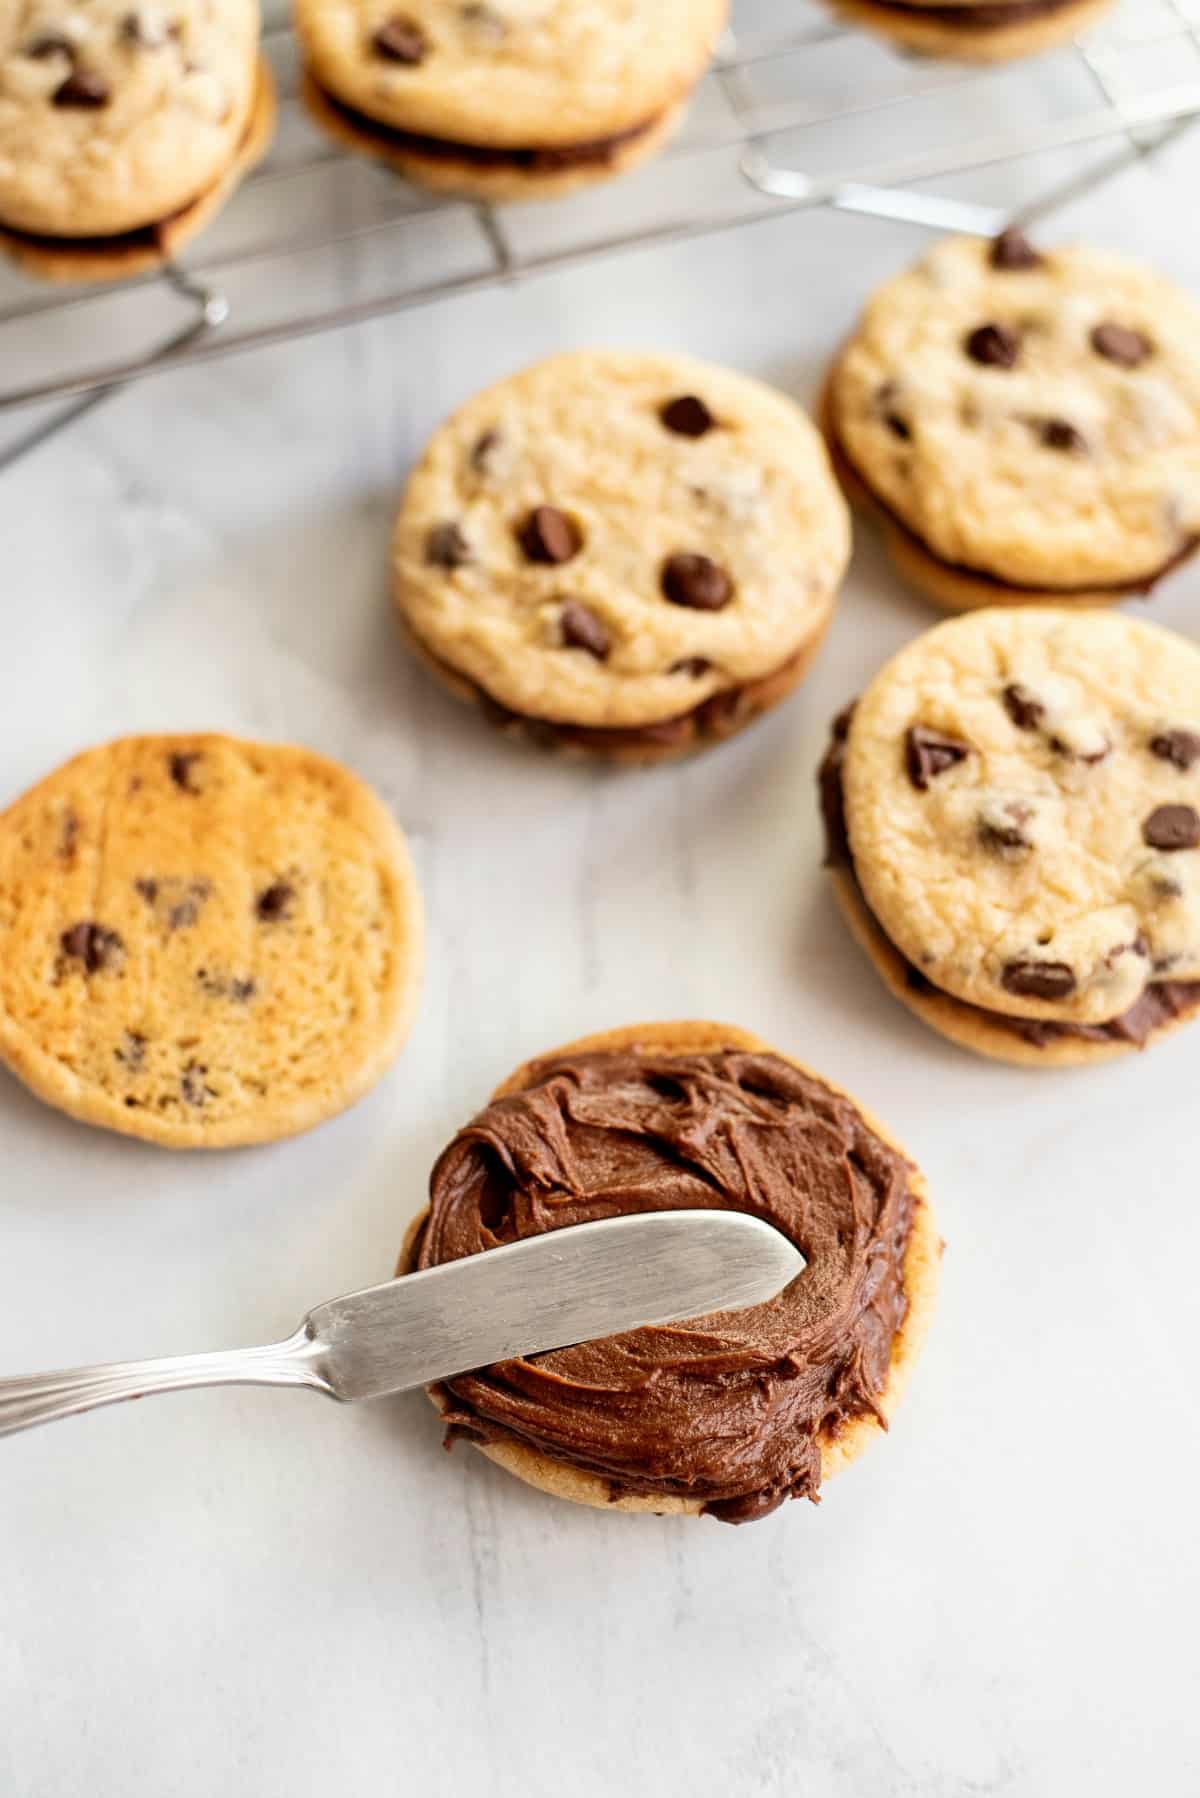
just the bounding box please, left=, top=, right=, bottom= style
left=0, top=0, right=273, bottom=282
left=820, top=607, right=1200, bottom=1066
left=295, top=0, right=727, bottom=201
left=392, top=350, right=850, bottom=763
left=0, top=734, right=423, bottom=1146
left=400, top=1020, right=940, bottom=1523
left=827, top=0, right=1113, bottom=62
left=825, top=231, right=1200, bottom=611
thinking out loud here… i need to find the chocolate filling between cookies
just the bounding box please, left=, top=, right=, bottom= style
left=410, top=1047, right=916, bottom=1523
left=826, top=405, right=1200, bottom=599
left=0, top=108, right=258, bottom=259
left=819, top=708, right=1200, bottom=1047
left=855, top=0, right=1088, bottom=30
left=420, top=635, right=812, bottom=754
left=310, top=78, right=663, bottom=173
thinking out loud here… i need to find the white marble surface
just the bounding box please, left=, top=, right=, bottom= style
left=3, top=21, right=1200, bottom=1792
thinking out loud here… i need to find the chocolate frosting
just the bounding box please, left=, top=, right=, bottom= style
left=427, top=638, right=810, bottom=756
left=820, top=709, right=1200, bottom=1047
left=414, top=1048, right=915, bottom=1523
left=866, top=0, right=1082, bottom=28
left=313, top=81, right=660, bottom=171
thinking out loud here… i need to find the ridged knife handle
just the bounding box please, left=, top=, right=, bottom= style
left=0, top=1328, right=328, bottom=1439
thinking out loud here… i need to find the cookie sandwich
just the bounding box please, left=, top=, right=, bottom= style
left=0, top=734, right=423, bottom=1146
left=400, top=1021, right=940, bottom=1523
left=821, top=607, right=1200, bottom=1066
left=295, top=0, right=727, bottom=201
left=393, top=350, right=851, bottom=763
left=827, top=0, right=1113, bottom=63
left=825, top=231, right=1200, bottom=611
left=0, top=0, right=273, bottom=282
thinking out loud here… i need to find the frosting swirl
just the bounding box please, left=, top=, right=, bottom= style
left=414, top=1047, right=915, bottom=1523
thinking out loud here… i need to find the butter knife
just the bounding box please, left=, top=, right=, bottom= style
left=0, top=1211, right=803, bottom=1440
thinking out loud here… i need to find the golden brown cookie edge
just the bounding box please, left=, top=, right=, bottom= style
left=301, top=72, right=684, bottom=201
left=0, top=59, right=277, bottom=285
left=818, top=364, right=1137, bottom=613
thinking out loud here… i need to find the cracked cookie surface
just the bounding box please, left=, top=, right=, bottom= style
left=393, top=350, right=850, bottom=732
left=0, top=734, right=423, bottom=1147
left=841, top=608, right=1200, bottom=1027
left=830, top=234, right=1200, bottom=595
left=0, top=0, right=260, bottom=237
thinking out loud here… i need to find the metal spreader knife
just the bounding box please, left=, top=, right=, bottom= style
left=0, top=1211, right=804, bottom=1440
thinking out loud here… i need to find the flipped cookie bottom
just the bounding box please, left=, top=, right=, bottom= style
left=301, top=74, right=683, bottom=201
left=828, top=0, right=1114, bottom=60
left=819, top=371, right=1199, bottom=613
left=0, top=60, right=276, bottom=285
left=399, top=1019, right=941, bottom=1518
left=0, top=732, right=424, bottom=1147
left=402, top=615, right=833, bottom=765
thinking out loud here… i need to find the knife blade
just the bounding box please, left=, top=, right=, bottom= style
left=309, top=1209, right=806, bottom=1401
left=0, top=1211, right=804, bottom=1438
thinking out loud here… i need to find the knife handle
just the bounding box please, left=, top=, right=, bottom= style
left=0, top=1328, right=329, bottom=1440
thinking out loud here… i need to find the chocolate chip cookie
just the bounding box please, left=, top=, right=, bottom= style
left=821, top=607, right=1200, bottom=1066
left=393, top=350, right=851, bottom=762
left=399, top=1020, right=941, bottom=1522
left=826, top=232, right=1200, bottom=611
left=295, top=0, right=727, bottom=201
left=826, top=0, right=1113, bottom=63
left=0, top=0, right=274, bottom=282
left=0, top=735, right=423, bottom=1146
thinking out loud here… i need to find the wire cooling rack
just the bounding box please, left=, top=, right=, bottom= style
left=2, top=0, right=1200, bottom=468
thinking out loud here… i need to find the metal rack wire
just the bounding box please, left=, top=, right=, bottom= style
left=2, top=0, right=1199, bottom=468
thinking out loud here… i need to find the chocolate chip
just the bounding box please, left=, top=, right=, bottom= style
left=469, top=429, right=502, bottom=474
left=519, top=506, right=581, bottom=565
left=1002, top=959, right=1076, bottom=1000
left=255, top=881, right=295, bottom=921
left=372, top=15, right=428, bottom=61
left=1037, top=418, right=1086, bottom=453
left=230, top=977, right=257, bottom=1002
left=53, top=69, right=109, bottom=106
left=425, top=522, right=471, bottom=568
left=1143, top=804, right=1200, bottom=851
left=874, top=382, right=912, bottom=440
left=121, top=9, right=172, bottom=46
left=659, top=395, right=715, bottom=438
left=60, top=922, right=123, bottom=974
left=990, top=227, right=1042, bottom=271
left=25, top=31, right=75, bottom=58
left=671, top=656, right=713, bottom=677
left=460, top=1, right=506, bottom=37
left=1091, top=322, right=1151, bottom=368
left=116, top=1030, right=146, bottom=1071
left=1003, top=684, right=1045, bottom=731
left=135, top=877, right=159, bottom=905
left=559, top=601, right=610, bottom=660
left=168, top=885, right=209, bottom=930
left=168, top=750, right=203, bottom=792
left=978, top=799, right=1033, bottom=854
left=965, top=323, right=1019, bottom=368
left=1150, top=729, right=1200, bottom=771
left=905, top=725, right=971, bottom=791
left=181, top=1061, right=209, bottom=1107
left=661, top=553, right=733, bottom=612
